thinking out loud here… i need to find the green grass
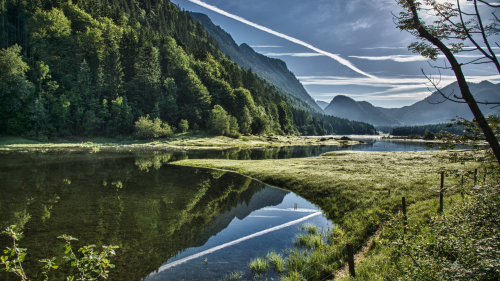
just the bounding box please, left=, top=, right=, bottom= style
left=337, top=194, right=463, bottom=281
left=249, top=256, right=270, bottom=275
left=0, top=133, right=359, bottom=150
left=174, top=150, right=483, bottom=280
left=267, top=252, right=286, bottom=274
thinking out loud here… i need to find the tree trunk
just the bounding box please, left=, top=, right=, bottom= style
left=406, top=0, right=500, bottom=164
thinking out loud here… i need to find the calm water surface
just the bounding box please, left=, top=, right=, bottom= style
left=0, top=151, right=329, bottom=281
left=0, top=140, right=475, bottom=280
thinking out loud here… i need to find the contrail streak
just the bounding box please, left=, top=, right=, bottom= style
left=188, top=0, right=378, bottom=80
left=150, top=211, right=323, bottom=273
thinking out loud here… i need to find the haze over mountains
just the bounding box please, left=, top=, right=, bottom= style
left=321, top=81, right=500, bottom=126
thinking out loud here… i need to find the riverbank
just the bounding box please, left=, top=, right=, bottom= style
left=0, top=133, right=361, bottom=151
left=173, top=150, right=483, bottom=280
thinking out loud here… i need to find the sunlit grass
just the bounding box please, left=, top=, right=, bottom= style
left=249, top=256, right=270, bottom=275
left=174, top=150, right=483, bottom=279
left=266, top=251, right=285, bottom=273
left=0, top=133, right=358, bottom=150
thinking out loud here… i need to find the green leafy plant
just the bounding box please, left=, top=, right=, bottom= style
left=1, top=226, right=119, bottom=281
left=134, top=115, right=173, bottom=139
left=1, top=226, right=29, bottom=280
left=178, top=119, right=189, bottom=133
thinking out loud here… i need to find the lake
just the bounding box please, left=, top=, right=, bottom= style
left=0, top=140, right=476, bottom=280
left=0, top=150, right=330, bottom=281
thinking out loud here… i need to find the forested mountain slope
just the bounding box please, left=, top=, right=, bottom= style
left=0, top=0, right=376, bottom=139
left=190, top=12, right=323, bottom=113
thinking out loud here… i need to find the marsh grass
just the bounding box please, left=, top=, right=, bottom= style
left=302, top=223, right=318, bottom=235
left=175, top=150, right=483, bottom=280
left=219, top=270, right=246, bottom=281
left=249, top=256, right=270, bottom=275
left=266, top=252, right=285, bottom=273
left=295, top=233, right=323, bottom=249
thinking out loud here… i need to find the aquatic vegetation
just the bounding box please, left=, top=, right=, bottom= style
left=249, top=256, right=269, bottom=275
left=302, top=223, right=318, bottom=235
left=295, top=233, right=323, bottom=249
left=266, top=252, right=285, bottom=274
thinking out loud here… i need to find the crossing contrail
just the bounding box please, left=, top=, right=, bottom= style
left=188, top=0, right=378, bottom=80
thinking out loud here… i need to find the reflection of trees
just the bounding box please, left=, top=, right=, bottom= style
left=134, top=152, right=173, bottom=172
left=0, top=152, right=269, bottom=281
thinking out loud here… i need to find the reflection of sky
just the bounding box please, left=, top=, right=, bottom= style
left=145, top=191, right=331, bottom=281
left=171, top=0, right=500, bottom=108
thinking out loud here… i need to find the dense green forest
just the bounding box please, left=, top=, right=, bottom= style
left=0, top=0, right=376, bottom=140
left=390, top=123, right=465, bottom=136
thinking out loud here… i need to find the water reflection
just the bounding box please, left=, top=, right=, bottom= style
left=0, top=151, right=328, bottom=281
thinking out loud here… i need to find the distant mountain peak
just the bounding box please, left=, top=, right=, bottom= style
left=324, top=95, right=402, bottom=126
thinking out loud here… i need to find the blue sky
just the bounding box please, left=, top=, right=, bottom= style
left=171, top=0, right=500, bottom=108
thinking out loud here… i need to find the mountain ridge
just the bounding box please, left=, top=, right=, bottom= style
left=324, top=81, right=500, bottom=126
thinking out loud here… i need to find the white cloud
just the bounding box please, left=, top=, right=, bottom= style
left=349, top=19, right=372, bottom=31
left=262, top=52, right=325, bottom=57
left=300, top=74, right=500, bottom=102
left=188, top=0, right=378, bottom=80
left=349, top=54, right=488, bottom=62
left=250, top=45, right=283, bottom=48
left=360, top=46, right=407, bottom=50
left=349, top=55, right=429, bottom=62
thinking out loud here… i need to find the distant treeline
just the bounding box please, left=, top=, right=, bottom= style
left=390, top=123, right=465, bottom=136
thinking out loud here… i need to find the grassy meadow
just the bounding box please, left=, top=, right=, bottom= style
left=174, top=150, right=484, bottom=280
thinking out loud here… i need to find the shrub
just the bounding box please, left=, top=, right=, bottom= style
left=178, top=119, right=189, bottom=133
left=207, top=105, right=230, bottom=136
left=134, top=115, right=173, bottom=139
left=423, top=131, right=435, bottom=140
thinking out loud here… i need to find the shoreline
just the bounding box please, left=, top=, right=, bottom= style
left=0, top=134, right=363, bottom=152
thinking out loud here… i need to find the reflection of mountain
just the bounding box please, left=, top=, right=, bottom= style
left=191, top=186, right=289, bottom=247
left=0, top=152, right=279, bottom=281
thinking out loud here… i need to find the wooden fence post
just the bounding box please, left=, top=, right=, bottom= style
left=484, top=168, right=487, bottom=183
left=461, top=175, right=464, bottom=198
left=347, top=243, right=355, bottom=278
left=439, top=172, right=444, bottom=213
left=474, top=168, right=478, bottom=185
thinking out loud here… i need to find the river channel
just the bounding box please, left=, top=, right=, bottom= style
left=0, top=139, right=475, bottom=280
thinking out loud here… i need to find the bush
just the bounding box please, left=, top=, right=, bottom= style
left=423, top=131, right=435, bottom=140
left=178, top=119, right=189, bottom=133
left=207, top=105, right=230, bottom=136
left=134, top=115, right=173, bottom=139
